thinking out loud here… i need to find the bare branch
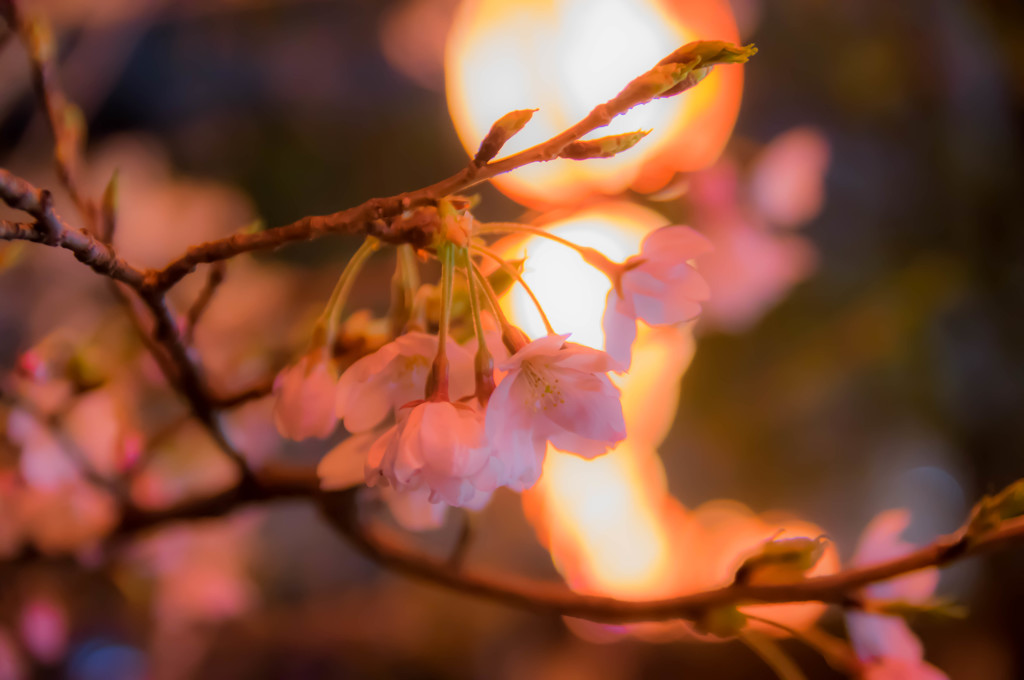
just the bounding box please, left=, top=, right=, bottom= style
left=0, top=169, right=148, bottom=286
left=319, top=489, right=1024, bottom=624
left=144, top=41, right=755, bottom=290
left=184, top=262, right=227, bottom=343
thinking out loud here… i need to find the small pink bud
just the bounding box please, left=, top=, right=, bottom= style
left=272, top=350, right=339, bottom=441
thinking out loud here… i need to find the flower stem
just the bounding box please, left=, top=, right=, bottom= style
left=427, top=241, right=455, bottom=399
left=463, top=249, right=495, bottom=403
left=470, top=261, right=528, bottom=354
left=471, top=244, right=555, bottom=335
left=389, top=244, right=422, bottom=334
left=314, top=237, right=379, bottom=351
left=475, top=222, right=618, bottom=276
left=738, top=629, right=808, bottom=680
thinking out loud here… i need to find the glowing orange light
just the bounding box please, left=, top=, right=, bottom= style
left=499, top=207, right=837, bottom=637
left=499, top=205, right=694, bottom=603
left=445, top=0, right=743, bottom=208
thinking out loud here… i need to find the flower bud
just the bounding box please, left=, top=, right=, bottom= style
left=559, top=130, right=650, bottom=160
left=474, top=351, right=495, bottom=405
left=657, top=40, right=758, bottom=69
left=101, top=170, right=119, bottom=222
left=474, top=108, right=537, bottom=166
left=272, top=349, right=339, bottom=441
left=733, top=535, right=829, bottom=585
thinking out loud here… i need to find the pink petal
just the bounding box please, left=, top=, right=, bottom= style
left=602, top=300, right=638, bottom=370
left=640, top=225, right=714, bottom=259
left=498, top=333, right=571, bottom=371
left=542, top=374, right=625, bottom=455
left=381, top=485, right=448, bottom=531
left=854, top=509, right=939, bottom=603
left=846, top=611, right=923, bottom=664
left=318, top=431, right=379, bottom=491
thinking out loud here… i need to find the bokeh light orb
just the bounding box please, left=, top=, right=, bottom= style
left=445, top=0, right=743, bottom=208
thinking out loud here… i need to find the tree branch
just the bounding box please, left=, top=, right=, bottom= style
left=318, top=489, right=1024, bottom=624
left=0, top=170, right=146, bottom=286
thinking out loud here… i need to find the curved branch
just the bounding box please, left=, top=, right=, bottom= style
left=318, top=489, right=1024, bottom=624
left=0, top=171, right=146, bottom=287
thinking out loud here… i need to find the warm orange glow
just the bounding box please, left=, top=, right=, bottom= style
left=500, top=207, right=837, bottom=637
left=445, top=0, right=743, bottom=208
left=680, top=500, right=840, bottom=635
left=500, top=205, right=694, bottom=603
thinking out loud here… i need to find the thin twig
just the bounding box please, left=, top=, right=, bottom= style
left=1, top=0, right=97, bottom=233
left=0, top=170, right=146, bottom=286
left=142, top=44, right=751, bottom=291
left=211, top=378, right=276, bottom=409
left=184, top=261, right=227, bottom=343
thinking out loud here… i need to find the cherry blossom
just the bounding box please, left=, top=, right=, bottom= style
left=18, top=596, right=69, bottom=665
left=335, top=331, right=473, bottom=433
left=486, top=333, right=625, bottom=466
left=272, top=349, right=339, bottom=441
left=5, top=409, right=80, bottom=490
left=0, top=628, right=25, bottom=680
left=365, top=400, right=496, bottom=507
left=600, top=226, right=712, bottom=369
left=320, top=429, right=485, bottom=530
left=859, top=657, right=948, bottom=680
left=750, top=126, right=831, bottom=230
left=19, top=481, right=119, bottom=555
left=845, top=510, right=947, bottom=680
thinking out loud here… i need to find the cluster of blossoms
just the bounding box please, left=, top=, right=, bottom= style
left=271, top=204, right=712, bottom=526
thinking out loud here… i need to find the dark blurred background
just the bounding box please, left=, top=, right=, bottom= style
left=1, top=0, right=1023, bottom=678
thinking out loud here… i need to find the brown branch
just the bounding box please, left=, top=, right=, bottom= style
left=115, top=461, right=318, bottom=537
left=184, top=261, right=227, bottom=343
left=211, top=378, right=276, bottom=409
left=1, top=0, right=96, bottom=233
left=0, top=170, right=147, bottom=286
left=3, top=447, right=1022, bottom=628
left=318, top=489, right=1024, bottom=624
left=144, top=44, right=753, bottom=291
left=0, top=13, right=250, bottom=478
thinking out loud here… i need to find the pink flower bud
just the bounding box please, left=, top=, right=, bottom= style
left=272, top=351, right=339, bottom=441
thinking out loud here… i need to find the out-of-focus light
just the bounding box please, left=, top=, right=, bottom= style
left=501, top=205, right=694, bottom=604
left=501, top=206, right=836, bottom=637
left=446, top=0, right=743, bottom=208
left=69, top=639, right=147, bottom=680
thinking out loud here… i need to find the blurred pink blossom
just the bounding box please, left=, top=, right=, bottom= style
left=132, top=516, right=258, bottom=680
left=5, top=410, right=79, bottom=490
left=6, top=387, right=141, bottom=488
left=691, top=126, right=830, bottom=333
left=600, top=225, right=712, bottom=368
left=845, top=510, right=946, bottom=679
left=17, top=596, right=68, bottom=665
left=336, top=332, right=473, bottom=433
left=272, top=349, right=339, bottom=441
left=0, top=627, right=26, bottom=680
left=750, top=126, right=831, bottom=230
left=19, top=481, right=118, bottom=555
left=691, top=159, right=818, bottom=333
left=860, top=657, right=948, bottom=680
